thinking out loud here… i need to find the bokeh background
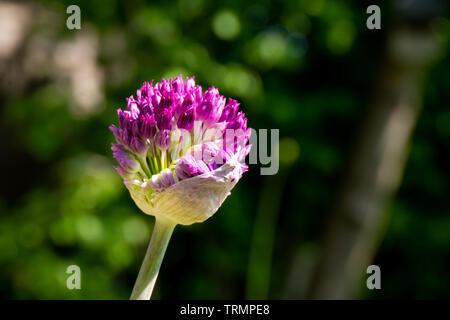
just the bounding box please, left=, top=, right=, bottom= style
left=0, top=0, right=448, bottom=299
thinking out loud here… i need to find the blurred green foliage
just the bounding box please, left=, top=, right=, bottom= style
left=0, top=0, right=448, bottom=299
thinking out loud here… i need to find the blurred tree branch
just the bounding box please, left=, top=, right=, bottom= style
left=307, top=0, right=444, bottom=299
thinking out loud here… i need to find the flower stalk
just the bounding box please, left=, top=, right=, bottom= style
left=130, top=217, right=176, bottom=300
left=110, top=76, right=251, bottom=298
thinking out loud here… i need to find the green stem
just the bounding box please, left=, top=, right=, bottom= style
left=130, top=216, right=176, bottom=300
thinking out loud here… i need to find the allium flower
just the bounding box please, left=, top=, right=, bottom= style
left=110, top=76, right=251, bottom=299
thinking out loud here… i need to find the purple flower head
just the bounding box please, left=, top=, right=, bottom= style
left=110, top=76, right=252, bottom=224
left=219, top=98, right=240, bottom=122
